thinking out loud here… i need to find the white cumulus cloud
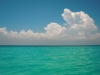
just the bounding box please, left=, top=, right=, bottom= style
left=62, top=9, right=97, bottom=32
left=0, top=8, right=100, bottom=45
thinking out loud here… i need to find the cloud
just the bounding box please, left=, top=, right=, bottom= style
left=62, top=9, right=97, bottom=32
left=0, top=8, right=100, bottom=45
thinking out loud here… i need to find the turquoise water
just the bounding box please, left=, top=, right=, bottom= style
left=0, top=46, right=100, bottom=75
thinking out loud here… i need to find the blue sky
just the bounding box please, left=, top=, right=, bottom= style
left=0, top=0, right=100, bottom=32
left=0, top=0, right=100, bottom=45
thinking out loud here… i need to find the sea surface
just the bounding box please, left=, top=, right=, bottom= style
left=0, top=45, right=100, bottom=75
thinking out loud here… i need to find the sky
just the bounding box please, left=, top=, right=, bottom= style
left=0, top=0, right=100, bottom=45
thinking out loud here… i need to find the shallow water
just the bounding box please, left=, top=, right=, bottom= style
left=0, top=45, right=100, bottom=75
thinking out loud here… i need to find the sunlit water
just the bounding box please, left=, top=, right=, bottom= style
left=0, top=45, right=100, bottom=75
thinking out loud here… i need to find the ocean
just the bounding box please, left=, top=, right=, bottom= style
left=0, top=45, right=100, bottom=75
